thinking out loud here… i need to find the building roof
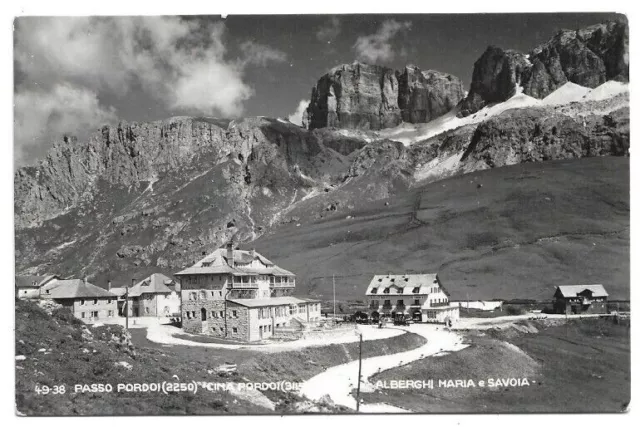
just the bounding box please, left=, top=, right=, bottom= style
left=175, top=248, right=295, bottom=277
left=295, top=297, right=322, bottom=303
left=228, top=296, right=309, bottom=308
left=365, top=274, right=441, bottom=296
left=46, top=279, right=116, bottom=299
left=555, top=285, right=608, bottom=298
left=111, top=273, right=177, bottom=297
left=15, top=275, right=59, bottom=289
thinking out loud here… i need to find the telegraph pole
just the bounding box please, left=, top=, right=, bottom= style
left=333, top=275, right=336, bottom=321
left=126, top=278, right=134, bottom=330
left=356, top=331, right=363, bottom=412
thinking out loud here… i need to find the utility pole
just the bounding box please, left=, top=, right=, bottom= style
left=356, top=331, right=363, bottom=412
left=126, top=278, right=134, bottom=330
left=333, top=275, right=336, bottom=322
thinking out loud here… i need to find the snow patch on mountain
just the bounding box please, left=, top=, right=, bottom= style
left=378, top=80, right=628, bottom=147
left=542, top=82, right=591, bottom=105
left=378, top=92, right=541, bottom=146
left=583, top=81, right=629, bottom=101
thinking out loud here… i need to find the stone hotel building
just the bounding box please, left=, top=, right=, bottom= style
left=175, top=243, right=321, bottom=341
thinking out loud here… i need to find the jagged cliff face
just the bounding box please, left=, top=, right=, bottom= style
left=459, top=20, right=629, bottom=116
left=15, top=118, right=231, bottom=229
left=304, top=63, right=402, bottom=131
left=397, top=67, right=465, bottom=123
left=14, top=116, right=358, bottom=286
left=304, top=62, right=464, bottom=131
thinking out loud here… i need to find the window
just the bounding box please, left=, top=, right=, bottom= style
left=397, top=299, right=404, bottom=306
left=186, top=311, right=191, bottom=319
left=108, top=310, right=114, bottom=317
left=414, top=299, right=420, bottom=306
left=232, top=310, right=237, bottom=318
left=383, top=288, right=390, bottom=294
left=80, top=299, right=85, bottom=305
left=232, top=327, right=238, bottom=334
left=370, top=288, right=378, bottom=294
left=93, top=299, right=97, bottom=305
left=412, top=287, right=420, bottom=294
left=191, top=311, right=196, bottom=318
left=81, top=312, right=85, bottom=318
left=220, top=311, right=224, bottom=317
left=92, top=311, right=99, bottom=318
left=145, top=307, right=150, bottom=314
left=212, top=311, right=217, bottom=318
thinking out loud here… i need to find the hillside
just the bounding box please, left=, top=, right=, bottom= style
left=252, top=156, right=629, bottom=301
left=14, top=299, right=266, bottom=415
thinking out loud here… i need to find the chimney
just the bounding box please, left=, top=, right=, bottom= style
left=83, top=277, right=88, bottom=285
left=251, top=248, right=256, bottom=258
left=227, top=241, right=235, bottom=268
left=107, top=280, right=112, bottom=291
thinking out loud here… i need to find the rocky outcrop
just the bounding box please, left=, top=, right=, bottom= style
left=14, top=117, right=230, bottom=228
left=459, top=19, right=629, bottom=116
left=304, top=62, right=402, bottom=131
left=304, top=62, right=464, bottom=131
left=461, top=107, right=630, bottom=168
left=397, top=67, right=465, bottom=123
left=458, top=47, right=531, bottom=116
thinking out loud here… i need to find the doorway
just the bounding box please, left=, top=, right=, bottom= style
left=201, top=308, right=207, bottom=334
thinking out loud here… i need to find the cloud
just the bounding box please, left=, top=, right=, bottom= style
left=316, top=17, right=342, bottom=42
left=14, top=84, right=117, bottom=165
left=287, top=100, right=309, bottom=126
left=13, top=16, right=287, bottom=164
left=353, top=19, right=412, bottom=63
left=238, top=40, right=287, bottom=66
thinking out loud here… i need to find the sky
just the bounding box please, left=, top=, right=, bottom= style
left=13, top=13, right=621, bottom=166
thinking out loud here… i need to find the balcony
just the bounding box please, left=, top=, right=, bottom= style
left=269, top=279, right=295, bottom=288
left=231, top=278, right=259, bottom=289
left=429, top=302, right=450, bottom=308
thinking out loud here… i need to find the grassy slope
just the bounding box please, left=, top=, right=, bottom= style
left=363, top=317, right=630, bottom=413
left=254, top=156, right=629, bottom=301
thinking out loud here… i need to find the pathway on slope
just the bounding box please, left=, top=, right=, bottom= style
left=125, top=319, right=406, bottom=352
left=299, top=324, right=468, bottom=412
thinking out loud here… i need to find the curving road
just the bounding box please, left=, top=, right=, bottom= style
left=299, top=324, right=468, bottom=412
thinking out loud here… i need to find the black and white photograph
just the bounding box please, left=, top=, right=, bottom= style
left=9, top=6, right=632, bottom=417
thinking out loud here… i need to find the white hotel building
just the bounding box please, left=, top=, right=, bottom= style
left=365, top=274, right=460, bottom=323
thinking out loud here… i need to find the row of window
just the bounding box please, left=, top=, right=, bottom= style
left=183, top=275, right=294, bottom=286
left=79, top=298, right=114, bottom=305
left=187, top=290, right=224, bottom=301
left=372, top=299, right=422, bottom=306
left=184, top=310, right=239, bottom=320
left=80, top=310, right=114, bottom=319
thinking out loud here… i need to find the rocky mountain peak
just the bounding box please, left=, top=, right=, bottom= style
left=458, top=19, right=628, bottom=117
left=305, top=62, right=464, bottom=131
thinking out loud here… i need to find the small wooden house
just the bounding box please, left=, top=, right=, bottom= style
left=553, top=285, right=608, bottom=315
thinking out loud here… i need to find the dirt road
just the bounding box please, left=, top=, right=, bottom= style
left=299, top=324, right=467, bottom=412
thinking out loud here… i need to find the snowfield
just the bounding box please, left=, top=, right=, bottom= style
left=377, top=81, right=628, bottom=147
